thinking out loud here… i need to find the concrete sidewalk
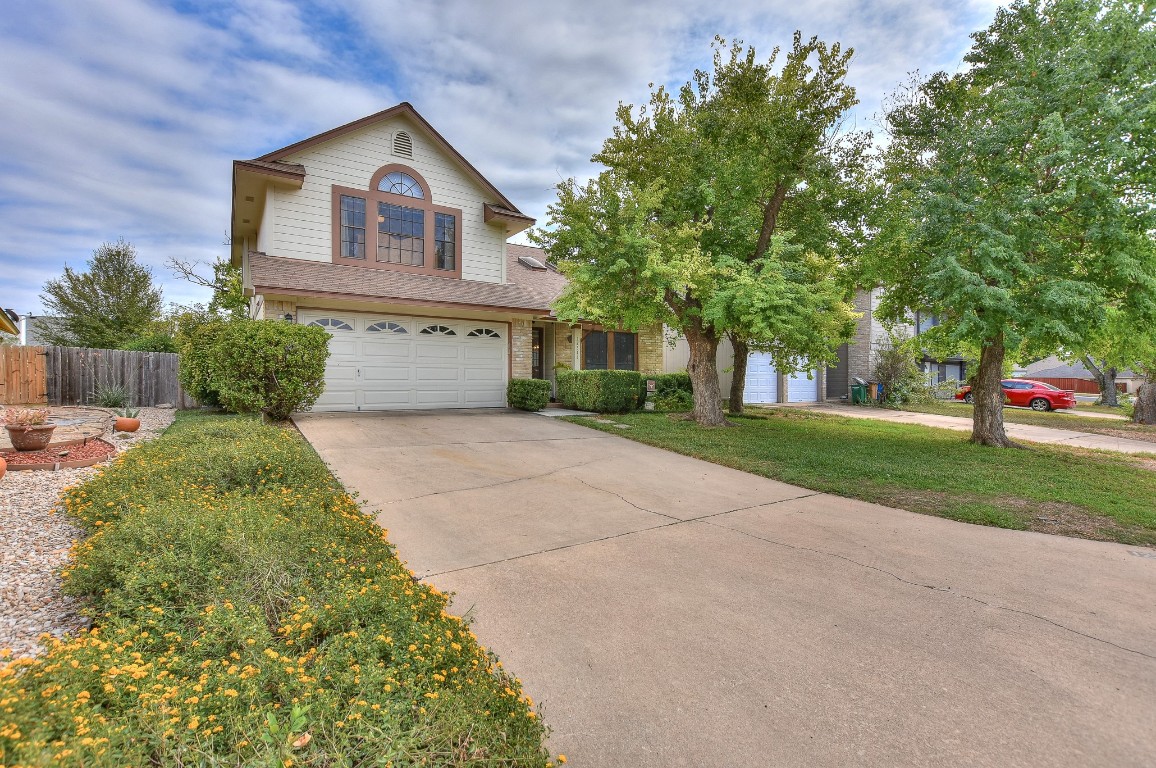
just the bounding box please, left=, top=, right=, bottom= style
left=800, top=404, right=1156, bottom=454
left=296, top=410, right=1156, bottom=768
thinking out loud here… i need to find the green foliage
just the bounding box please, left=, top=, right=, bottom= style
left=534, top=35, right=863, bottom=424
left=39, top=239, right=164, bottom=349
left=178, top=320, right=329, bottom=420
left=166, top=256, right=249, bottom=320
left=557, top=370, right=643, bottom=413
left=506, top=378, right=551, bottom=411
left=867, top=0, right=1156, bottom=396
left=91, top=381, right=130, bottom=409
left=651, top=372, right=695, bottom=411
left=0, top=414, right=549, bottom=766
left=870, top=331, right=927, bottom=406
left=119, top=332, right=177, bottom=353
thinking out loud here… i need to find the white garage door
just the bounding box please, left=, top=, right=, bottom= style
left=743, top=353, right=779, bottom=404
left=299, top=311, right=507, bottom=412
left=786, top=370, right=820, bottom=403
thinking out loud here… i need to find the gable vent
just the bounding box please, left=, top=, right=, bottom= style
left=393, top=131, right=413, bottom=158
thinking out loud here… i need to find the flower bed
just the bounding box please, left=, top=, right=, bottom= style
left=1, top=439, right=116, bottom=471
left=0, top=413, right=550, bottom=766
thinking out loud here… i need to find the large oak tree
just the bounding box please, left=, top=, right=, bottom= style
left=867, top=0, right=1156, bottom=446
left=536, top=37, right=862, bottom=425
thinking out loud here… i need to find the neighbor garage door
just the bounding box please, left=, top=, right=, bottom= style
left=298, top=310, right=507, bottom=412
left=743, top=353, right=779, bottom=404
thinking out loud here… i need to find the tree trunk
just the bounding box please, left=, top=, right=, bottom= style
left=685, top=323, right=729, bottom=426
left=1082, top=355, right=1120, bottom=407
left=1134, top=380, right=1156, bottom=425
left=728, top=333, right=749, bottom=416
left=971, top=334, right=1015, bottom=447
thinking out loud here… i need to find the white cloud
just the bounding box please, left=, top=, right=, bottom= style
left=0, top=0, right=1002, bottom=315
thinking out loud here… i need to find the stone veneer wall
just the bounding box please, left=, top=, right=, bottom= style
left=554, top=324, right=575, bottom=371
left=638, top=323, right=664, bottom=374
left=510, top=318, right=533, bottom=379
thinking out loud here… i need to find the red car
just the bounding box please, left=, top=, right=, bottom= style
left=955, top=379, right=1077, bottom=411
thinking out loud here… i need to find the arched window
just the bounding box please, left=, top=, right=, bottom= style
left=366, top=321, right=408, bottom=334
left=467, top=328, right=501, bottom=338
left=419, top=324, right=456, bottom=336
left=377, top=171, right=424, bottom=199
left=332, top=164, right=462, bottom=278
left=308, top=318, right=353, bottom=331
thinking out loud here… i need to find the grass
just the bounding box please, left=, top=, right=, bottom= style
left=566, top=409, right=1156, bottom=547
left=899, top=400, right=1156, bottom=442
left=0, top=410, right=552, bottom=767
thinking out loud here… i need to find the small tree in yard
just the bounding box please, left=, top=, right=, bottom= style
left=866, top=0, right=1156, bottom=446
left=536, top=36, right=861, bottom=425
left=871, top=331, right=926, bottom=406
left=39, top=239, right=164, bottom=349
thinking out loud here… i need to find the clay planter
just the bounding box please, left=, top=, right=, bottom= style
left=5, top=424, right=56, bottom=452
left=0, top=455, right=6, bottom=481
left=114, top=417, right=141, bottom=433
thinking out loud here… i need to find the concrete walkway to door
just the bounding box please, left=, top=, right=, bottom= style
left=294, top=409, right=1156, bottom=768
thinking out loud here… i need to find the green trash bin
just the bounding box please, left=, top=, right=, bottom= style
left=851, top=382, right=868, bottom=404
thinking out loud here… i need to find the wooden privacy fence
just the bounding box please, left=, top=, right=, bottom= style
left=0, top=346, right=47, bottom=404
left=1027, top=376, right=1126, bottom=395
left=0, top=346, right=196, bottom=408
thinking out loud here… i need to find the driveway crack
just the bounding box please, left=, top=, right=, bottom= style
left=700, top=518, right=1156, bottom=662
left=381, top=458, right=605, bottom=505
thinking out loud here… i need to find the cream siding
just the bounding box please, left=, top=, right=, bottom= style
left=265, top=116, right=505, bottom=284
left=256, top=187, right=274, bottom=254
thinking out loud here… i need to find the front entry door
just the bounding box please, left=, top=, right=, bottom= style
left=532, top=327, right=544, bottom=379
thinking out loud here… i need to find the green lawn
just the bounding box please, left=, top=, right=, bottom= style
left=567, top=409, right=1156, bottom=547
left=899, top=400, right=1156, bottom=442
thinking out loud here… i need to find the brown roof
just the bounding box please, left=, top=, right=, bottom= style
left=249, top=253, right=559, bottom=314
left=505, top=244, right=567, bottom=309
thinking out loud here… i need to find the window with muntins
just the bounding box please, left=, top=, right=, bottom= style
left=308, top=318, right=353, bottom=331
left=420, top=324, right=456, bottom=336
left=331, top=163, right=463, bottom=278
left=467, top=328, right=500, bottom=338
left=366, top=321, right=407, bottom=333
left=583, top=330, right=637, bottom=371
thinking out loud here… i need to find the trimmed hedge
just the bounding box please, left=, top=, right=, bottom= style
left=0, top=413, right=550, bottom=766
left=651, top=372, right=694, bottom=411
left=179, top=319, right=330, bottom=420
left=507, top=378, right=551, bottom=411
left=557, top=369, right=643, bottom=413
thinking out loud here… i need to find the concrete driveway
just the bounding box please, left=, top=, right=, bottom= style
left=294, top=410, right=1156, bottom=767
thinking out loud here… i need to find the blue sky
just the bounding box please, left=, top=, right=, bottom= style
left=0, top=0, right=1000, bottom=316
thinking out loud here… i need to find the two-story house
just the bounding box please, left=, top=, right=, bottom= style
left=231, top=103, right=663, bottom=412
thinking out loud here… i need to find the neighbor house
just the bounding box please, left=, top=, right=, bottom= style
left=231, top=103, right=662, bottom=411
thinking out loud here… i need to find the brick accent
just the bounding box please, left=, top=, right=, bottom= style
left=510, top=318, right=533, bottom=379
left=553, top=323, right=574, bottom=370
left=638, top=322, right=663, bottom=374
left=260, top=297, right=298, bottom=321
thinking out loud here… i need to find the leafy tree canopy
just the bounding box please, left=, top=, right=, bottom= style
left=39, top=239, right=164, bottom=349
left=535, top=35, right=864, bottom=424
left=865, top=0, right=1156, bottom=445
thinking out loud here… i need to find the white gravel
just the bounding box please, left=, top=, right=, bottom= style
left=0, top=407, right=175, bottom=659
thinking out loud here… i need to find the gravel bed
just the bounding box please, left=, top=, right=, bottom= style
left=0, top=407, right=175, bottom=659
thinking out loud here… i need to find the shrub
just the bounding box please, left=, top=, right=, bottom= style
left=871, top=331, right=926, bottom=406
left=0, top=413, right=550, bottom=766
left=557, top=369, right=643, bottom=412
left=179, top=320, right=330, bottom=419
left=120, top=332, right=177, bottom=353
left=507, top=378, right=550, bottom=411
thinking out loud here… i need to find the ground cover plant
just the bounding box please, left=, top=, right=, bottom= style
left=568, top=410, right=1156, bottom=547
left=900, top=401, right=1156, bottom=444
left=0, top=412, right=551, bottom=767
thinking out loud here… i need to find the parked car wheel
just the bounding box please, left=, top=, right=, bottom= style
left=964, top=392, right=974, bottom=404
left=1030, top=397, right=1051, bottom=412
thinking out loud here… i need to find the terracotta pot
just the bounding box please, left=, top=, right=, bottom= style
left=114, top=417, right=141, bottom=433
left=5, top=424, right=56, bottom=452
left=0, top=455, right=6, bottom=481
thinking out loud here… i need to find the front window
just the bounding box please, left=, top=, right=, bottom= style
left=435, top=212, right=456, bottom=271
left=583, top=330, right=636, bottom=371
left=339, top=195, right=365, bottom=259
left=332, top=163, right=462, bottom=278
left=378, top=203, right=425, bottom=266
